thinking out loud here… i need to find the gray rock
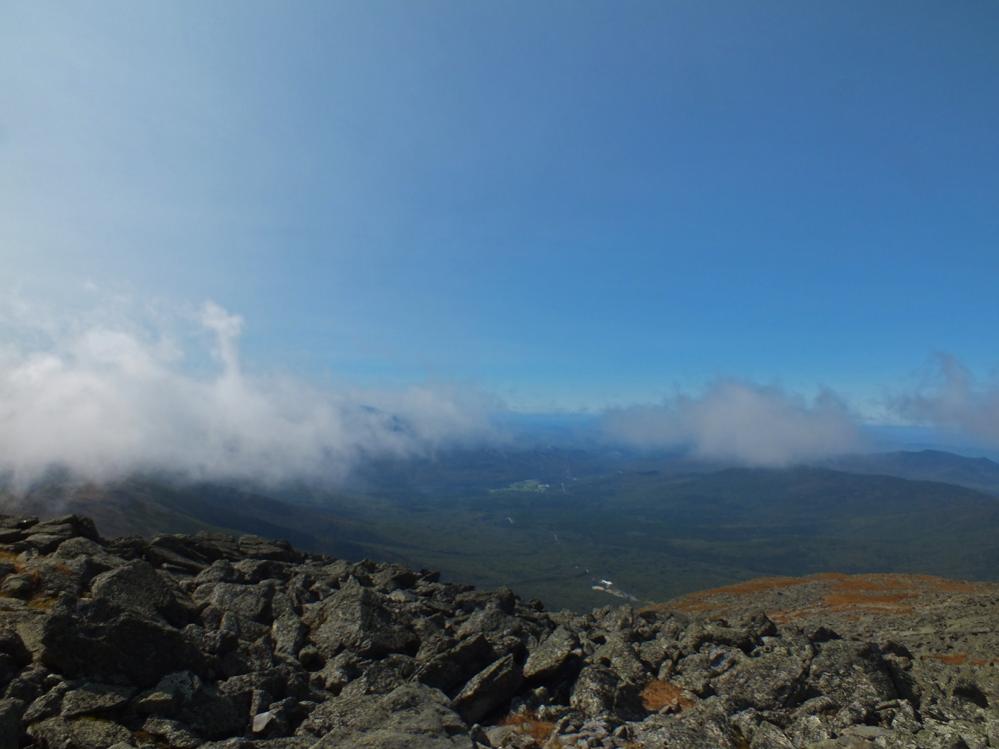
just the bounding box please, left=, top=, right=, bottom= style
left=237, top=535, right=302, bottom=563
left=40, top=603, right=209, bottom=687
left=22, top=534, right=73, bottom=554
left=60, top=682, right=135, bottom=717
left=177, top=682, right=251, bottom=739
left=0, top=574, right=34, bottom=600
left=3, top=663, right=50, bottom=704
left=254, top=708, right=285, bottom=735
left=451, top=653, right=522, bottom=724
left=22, top=682, right=68, bottom=723
left=305, top=584, right=417, bottom=658
left=134, top=670, right=202, bottom=715
left=342, top=654, right=417, bottom=697
left=0, top=698, right=24, bottom=749
left=570, top=666, right=643, bottom=720
left=273, top=610, right=308, bottom=660
left=371, top=564, right=419, bottom=592
left=591, top=635, right=648, bottom=684
left=483, top=723, right=518, bottom=747
left=301, top=683, right=473, bottom=748
left=90, top=559, right=196, bottom=626
left=416, top=635, right=494, bottom=694
left=523, top=626, right=577, bottom=682
left=27, top=715, right=132, bottom=748
left=3, top=511, right=999, bottom=749
left=713, top=634, right=813, bottom=710
left=455, top=607, right=527, bottom=655
left=200, top=581, right=275, bottom=624
left=146, top=534, right=219, bottom=573
left=141, top=716, right=204, bottom=748
left=0, top=629, right=31, bottom=684
left=314, top=650, right=359, bottom=692
left=749, top=720, right=796, bottom=749
left=632, top=698, right=743, bottom=749
left=805, top=640, right=897, bottom=710
left=30, top=516, right=100, bottom=543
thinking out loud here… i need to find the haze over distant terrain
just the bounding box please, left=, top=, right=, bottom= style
left=2, top=2, right=999, bottom=483
left=2, top=293, right=999, bottom=487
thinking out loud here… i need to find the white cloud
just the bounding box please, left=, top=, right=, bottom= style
left=892, top=354, right=999, bottom=445
left=602, top=380, right=864, bottom=466
left=0, top=297, right=501, bottom=487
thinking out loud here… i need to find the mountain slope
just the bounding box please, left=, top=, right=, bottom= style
left=820, top=449, right=999, bottom=494
left=0, top=476, right=379, bottom=560
left=4, top=463, right=999, bottom=611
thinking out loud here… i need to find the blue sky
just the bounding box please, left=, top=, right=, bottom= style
left=3, top=1, right=999, bottom=415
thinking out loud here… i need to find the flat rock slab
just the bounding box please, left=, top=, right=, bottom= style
left=303, top=684, right=474, bottom=749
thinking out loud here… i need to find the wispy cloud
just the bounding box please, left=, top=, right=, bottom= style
left=602, top=380, right=864, bottom=466
left=892, top=354, right=999, bottom=446
left=0, top=295, right=500, bottom=487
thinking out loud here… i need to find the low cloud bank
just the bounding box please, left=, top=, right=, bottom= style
left=893, top=354, right=999, bottom=446
left=4, top=294, right=999, bottom=486
left=0, top=299, right=500, bottom=487
left=602, top=380, right=864, bottom=466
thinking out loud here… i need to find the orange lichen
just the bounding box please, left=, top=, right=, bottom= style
left=651, top=572, right=990, bottom=627
left=0, top=548, right=21, bottom=567
left=45, top=561, right=76, bottom=577
left=916, top=576, right=981, bottom=593
left=664, top=599, right=718, bottom=614
left=640, top=680, right=695, bottom=712
left=926, top=653, right=968, bottom=666
left=769, top=608, right=812, bottom=625
left=822, top=592, right=914, bottom=611
left=828, top=578, right=888, bottom=592
left=27, top=594, right=58, bottom=611
left=499, top=711, right=556, bottom=743
left=823, top=591, right=912, bottom=605
left=810, top=572, right=851, bottom=582
left=646, top=575, right=813, bottom=615
left=695, top=576, right=809, bottom=596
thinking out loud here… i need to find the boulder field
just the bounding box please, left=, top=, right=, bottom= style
left=0, top=513, right=997, bottom=748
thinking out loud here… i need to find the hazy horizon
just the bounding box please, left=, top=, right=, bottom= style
left=3, top=2, right=999, bottom=483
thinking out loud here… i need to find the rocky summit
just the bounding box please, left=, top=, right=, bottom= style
left=0, top=514, right=997, bottom=748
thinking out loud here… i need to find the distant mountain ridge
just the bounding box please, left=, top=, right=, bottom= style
left=818, top=449, right=999, bottom=495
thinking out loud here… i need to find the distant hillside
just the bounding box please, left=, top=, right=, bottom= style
left=820, top=449, right=999, bottom=494
left=0, top=476, right=379, bottom=561
left=4, top=462, right=999, bottom=611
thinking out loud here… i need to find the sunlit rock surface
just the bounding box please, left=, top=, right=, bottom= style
left=0, top=513, right=997, bottom=748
